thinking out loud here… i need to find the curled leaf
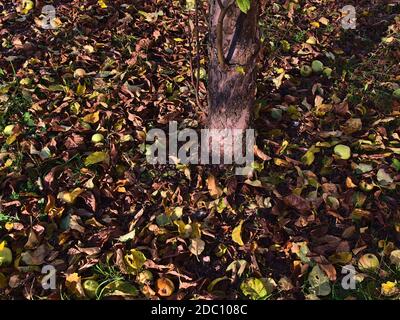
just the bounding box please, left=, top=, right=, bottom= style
left=232, top=220, right=245, bottom=246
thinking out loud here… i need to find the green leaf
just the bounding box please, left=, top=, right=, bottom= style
left=392, top=159, right=400, bottom=172
left=355, top=163, right=373, bottom=174
left=207, top=276, right=229, bottom=293
left=102, top=281, right=138, bottom=298
left=236, top=0, right=251, bottom=14
left=301, top=145, right=320, bottom=166
left=118, top=229, right=136, bottom=242
left=84, top=151, right=109, bottom=166
left=226, top=259, right=248, bottom=277
left=156, top=214, right=171, bottom=226
left=124, top=249, right=146, bottom=271
left=240, top=278, right=269, bottom=300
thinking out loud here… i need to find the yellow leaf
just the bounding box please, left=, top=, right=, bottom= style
left=65, top=273, right=85, bottom=298
left=84, top=151, right=109, bottom=166
left=117, top=186, right=126, bottom=193
left=70, top=102, right=81, bottom=115
left=5, top=223, right=14, bottom=231
left=329, top=252, right=352, bottom=264
left=124, top=249, right=147, bottom=272
left=175, top=220, right=192, bottom=238
left=236, top=66, right=246, bottom=75
left=98, top=0, right=108, bottom=8
left=6, top=134, right=18, bottom=145
left=306, top=36, right=317, bottom=45
left=4, top=159, right=13, bottom=168
left=310, top=21, right=320, bottom=28
left=82, top=111, right=100, bottom=124
left=381, top=281, right=398, bottom=297
left=58, top=188, right=84, bottom=204
left=76, top=82, right=86, bottom=96
left=232, top=220, right=244, bottom=246
left=21, top=0, right=34, bottom=15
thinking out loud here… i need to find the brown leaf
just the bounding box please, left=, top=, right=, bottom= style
left=283, top=194, right=311, bottom=214
left=319, top=263, right=337, bottom=281
left=334, top=101, right=349, bottom=116
left=206, top=175, right=223, bottom=198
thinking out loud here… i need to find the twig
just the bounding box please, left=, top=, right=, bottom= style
left=216, top=0, right=236, bottom=69
left=195, top=0, right=201, bottom=108
left=187, top=1, right=203, bottom=111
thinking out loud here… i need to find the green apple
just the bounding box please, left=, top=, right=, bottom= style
left=91, top=133, right=104, bottom=143
left=393, top=89, right=400, bottom=100
left=83, top=279, right=99, bottom=299
left=358, top=253, right=380, bottom=272
left=3, top=124, right=15, bottom=136
left=300, top=65, right=312, bottom=77
left=323, top=67, right=333, bottom=78
left=0, top=247, right=12, bottom=267
left=311, top=60, right=324, bottom=74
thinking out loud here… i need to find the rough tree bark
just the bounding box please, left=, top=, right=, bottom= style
left=207, top=0, right=260, bottom=132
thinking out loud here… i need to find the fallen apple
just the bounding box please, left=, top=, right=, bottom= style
left=358, top=253, right=380, bottom=272
left=323, top=67, right=333, bottom=78
left=83, top=279, right=100, bottom=299
left=393, top=88, right=400, bottom=100
left=3, top=124, right=15, bottom=136
left=312, top=60, right=324, bottom=74
left=0, top=247, right=12, bottom=267
left=156, top=278, right=175, bottom=297
left=300, top=65, right=312, bottom=77
left=91, top=133, right=104, bottom=143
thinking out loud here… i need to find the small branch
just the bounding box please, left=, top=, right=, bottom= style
left=216, top=0, right=235, bottom=69
left=194, top=0, right=202, bottom=110
left=188, top=0, right=203, bottom=111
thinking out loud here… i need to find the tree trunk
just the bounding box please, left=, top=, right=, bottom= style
left=207, top=0, right=260, bottom=132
